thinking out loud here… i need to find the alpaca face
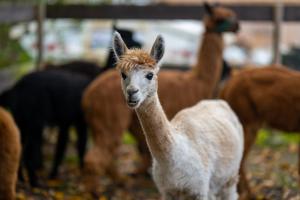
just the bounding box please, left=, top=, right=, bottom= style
left=112, top=32, right=165, bottom=109
left=203, top=2, right=239, bottom=33
left=120, top=68, right=158, bottom=108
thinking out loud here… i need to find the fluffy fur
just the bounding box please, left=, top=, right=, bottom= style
left=114, top=33, right=244, bottom=200
left=220, top=65, right=300, bottom=198
left=82, top=3, right=239, bottom=192
left=151, top=100, right=243, bottom=200
left=0, top=107, right=21, bottom=200
left=116, top=49, right=157, bottom=71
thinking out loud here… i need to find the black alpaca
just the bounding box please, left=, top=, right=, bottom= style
left=0, top=64, right=99, bottom=186
left=45, top=60, right=105, bottom=79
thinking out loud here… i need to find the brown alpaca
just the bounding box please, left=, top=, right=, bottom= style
left=220, top=65, right=300, bottom=198
left=0, top=107, right=21, bottom=200
left=82, top=3, right=239, bottom=192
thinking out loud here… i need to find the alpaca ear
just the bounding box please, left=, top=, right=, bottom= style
left=112, top=31, right=128, bottom=61
left=203, top=2, right=214, bottom=16
left=150, top=35, right=165, bottom=63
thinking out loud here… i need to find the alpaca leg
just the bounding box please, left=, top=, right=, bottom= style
left=75, top=121, right=87, bottom=169
left=219, top=185, right=238, bottom=200
left=49, top=125, right=69, bottom=179
left=24, top=129, right=43, bottom=187
left=105, top=143, right=123, bottom=183
left=14, top=118, right=26, bottom=183
left=129, top=114, right=151, bottom=175
left=82, top=145, right=121, bottom=196
left=36, top=144, right=44, bottom=170
left=104, top=119, right=131, bottom=182
left=82, top=126, right=121, bottom=193
left=16, top=117, right=43, bottom=186
left=18, top=164, right=24, bottom=182
left=82, top=106, right=131, bottom=193
left=19, top=120, right=44, bottom=187
left=239, top=125, right=258, bottom=199
left=23, top=145, right=35, bottom=186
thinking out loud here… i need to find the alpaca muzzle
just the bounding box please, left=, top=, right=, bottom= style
left=127, top=95, right=140, bottom=107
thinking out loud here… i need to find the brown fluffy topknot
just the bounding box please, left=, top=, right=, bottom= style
left=116, top=49, right=156, bottom=72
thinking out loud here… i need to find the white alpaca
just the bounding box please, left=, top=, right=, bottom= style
left=112, top=32, right=244, bottom=200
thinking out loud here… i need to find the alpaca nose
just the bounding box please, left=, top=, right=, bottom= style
left=127, top=88, right=139, bottom=96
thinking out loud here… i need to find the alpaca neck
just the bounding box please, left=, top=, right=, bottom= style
left=193, top=31, right=224, bottom=90
left=135, top=94, right=173, bottom=161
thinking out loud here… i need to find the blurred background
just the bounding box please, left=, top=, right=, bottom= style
left=2, top=0, right=300, bottom=86
left=0, top=0, right=299, bottom=199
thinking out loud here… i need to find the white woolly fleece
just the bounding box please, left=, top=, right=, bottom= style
left=152, top=100, right=244, bottom=200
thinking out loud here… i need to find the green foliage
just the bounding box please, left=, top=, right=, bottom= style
left=123, top=131, right=137, bottom=145
left=13, top=61, right=34, bottom=79
left=0, top=24, right=31, bottom=69
left=256, top=128, right=300, bottom=147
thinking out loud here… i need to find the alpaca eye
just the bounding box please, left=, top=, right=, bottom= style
left=146, top=73, right=153, bottom=80
left=121, top=72, right=127, bottom=80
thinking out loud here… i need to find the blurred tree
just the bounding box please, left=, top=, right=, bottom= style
left=47, top=0, right=113, bottom=4
left=0, top=24, right=31, bottom=69
left=0, top=0, right=36, bottom=3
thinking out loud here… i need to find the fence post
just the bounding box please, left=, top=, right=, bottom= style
left=272, top=0, right=283, bottom=65
left=36, top=0, right=46, bottom=70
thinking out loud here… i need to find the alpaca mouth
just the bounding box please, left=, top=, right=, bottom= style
left=127, top=99, right=139, bottom=107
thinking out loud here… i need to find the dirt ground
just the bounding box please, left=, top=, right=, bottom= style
left=16, top=131, right=299, bottom=200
